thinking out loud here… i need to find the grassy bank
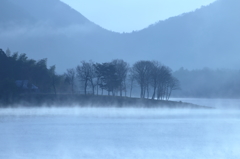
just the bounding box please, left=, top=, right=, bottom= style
left=0, top=94, right=211, bottom=109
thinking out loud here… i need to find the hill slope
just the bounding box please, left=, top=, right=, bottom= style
left=1, top=0, right=120, bottom=71
left=126, top=0, right=240, bottom=69
left=1, top=0, right=240, bottom=72
left=0, top=0, right=35, bottom=25
left=8, top=0, right=91, bottom=26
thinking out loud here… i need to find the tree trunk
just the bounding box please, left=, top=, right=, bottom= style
left=120, top=85, right=122, bottom=97
left=84, top=80, right=88, bottom=95
left=147, top=86, right=149, bottom=99
left=71, top=83, right=74, bottom=94
left=140, top=85, right=143, bottom=98
left=97, top=85, right=99, bottom=95
left=53, top=84, right=56, bottom=95
left=152, top=86, right=156, bottom=100
left=90, top=80, right=95, bottom=95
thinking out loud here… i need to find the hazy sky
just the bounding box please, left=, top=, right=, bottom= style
left=62, top=0, right=216, bottom=32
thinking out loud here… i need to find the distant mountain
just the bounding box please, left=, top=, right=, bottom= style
left=126, top=0, right=240, bottom=69
left=0, top=0, right=35, bottom=25
left=1, top=0, right=120, bottom=72
left=1, top=0, right=240, bottom=72
left=8, top=0, right=90, bottom=26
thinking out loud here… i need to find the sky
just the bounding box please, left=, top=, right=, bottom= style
left=60, top=0, right=216, bottom=33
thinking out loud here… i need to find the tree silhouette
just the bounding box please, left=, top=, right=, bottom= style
left=111, top=59, right=129, bottom=96
left=132, top=61, right=154, bottom=98
left=65, top=68, right=75, bottom=94
left=76, top=61, right=96, bottom=95
left=94, top=62, right=121, bottom=96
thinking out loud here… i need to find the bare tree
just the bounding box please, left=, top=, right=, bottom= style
left=49, top=65, right=58, bottom=95
left=150, top=61, right=162, bottom=99
left=86, top=61, right=97, bottom=95
left=166, top=77, right=180, bottom=100
left=76, top=61, right=96, bottom=95
left=94, top=63, right=104, bottom=95
left=128, top=68, right=136, bottom=98
left=65, top=68, right=75, bottom=94
left=156, top=66, right=172, bottom=100
left=111, top=59, right=129, bottom=96
left=132, top=60, right=154, bottom=98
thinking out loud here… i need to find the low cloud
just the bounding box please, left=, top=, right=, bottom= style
left=0, top=21, right=97, bottom=38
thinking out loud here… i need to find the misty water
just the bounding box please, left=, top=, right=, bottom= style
left=1, top=98, right=240, bottom=159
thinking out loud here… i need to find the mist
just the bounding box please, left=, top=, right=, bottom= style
left=1, top=0, right=240, bottom=158
left=1, top=101, right=240, bottom=159
left=1, top=22, right=98, bottom=38
left=2, top=0, right=240, bottom=72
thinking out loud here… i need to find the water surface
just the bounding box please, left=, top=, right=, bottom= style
left=0, top=99, right=240, bottom=159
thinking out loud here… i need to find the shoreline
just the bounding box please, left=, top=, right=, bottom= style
left=0, top=94, right=212, bottom=109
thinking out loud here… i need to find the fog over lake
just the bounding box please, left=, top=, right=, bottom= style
left=1, top=0, right=240, bottom=158
left=0, top=98, right=240, bottom=159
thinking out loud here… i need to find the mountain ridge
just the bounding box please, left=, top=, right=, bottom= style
left=1, top=0, right=240, bottom=72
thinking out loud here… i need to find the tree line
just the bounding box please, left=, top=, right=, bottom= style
left=173, top=67, right=240, bottom=98
left=65, top=60, right=180, bottom=100
left=0, top=48, right=180, bottom=103
left=0, top=48, right=58, bottom=102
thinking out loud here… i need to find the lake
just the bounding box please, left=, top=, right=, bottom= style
left=0, top=98, right=240, bottom=159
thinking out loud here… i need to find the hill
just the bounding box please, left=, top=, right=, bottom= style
left=8, top=0, right=91, bottom=26
left=0, top=0, right=35, bottom=25
left=1, top=0, right=240, bottom=72
left=126, top=0, right=240, bottom=69
left=1, top=0, right=120, bottom=72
